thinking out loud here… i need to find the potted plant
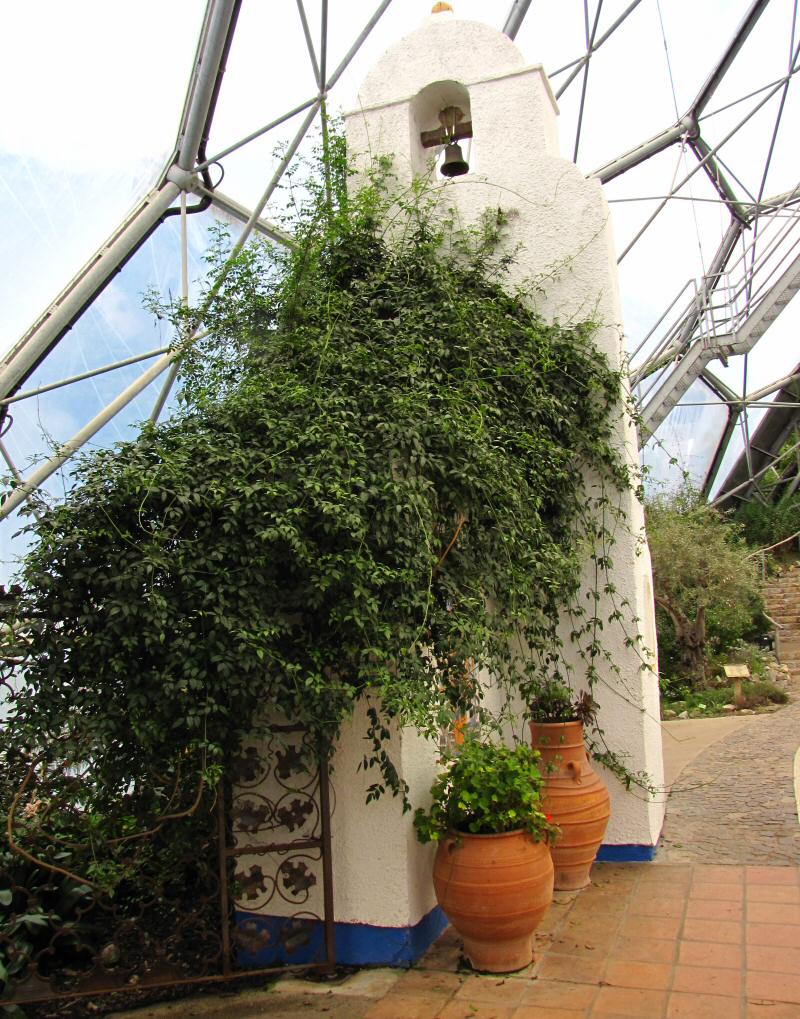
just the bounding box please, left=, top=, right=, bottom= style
left=414, top=736, right=557, bottom=973
left=527, top=680, right=610, bottom=891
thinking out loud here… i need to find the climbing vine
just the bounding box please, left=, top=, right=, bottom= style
left=1, top=135, right=641, bottom=887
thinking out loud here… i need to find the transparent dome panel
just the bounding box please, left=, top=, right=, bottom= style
left=642, top=378, right=729, bottom=491
left=0, top=1, right=205, bottom=358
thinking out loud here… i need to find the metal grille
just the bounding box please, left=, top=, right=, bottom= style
left=0, top=727, right=335, bottom=1009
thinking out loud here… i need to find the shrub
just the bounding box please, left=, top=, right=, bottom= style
left=646, top=488, right=765, bottom=685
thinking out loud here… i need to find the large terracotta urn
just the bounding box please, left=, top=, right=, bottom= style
left=529, top=720, right=610, bottom=891
left=433, top=829, right=553, bottom=972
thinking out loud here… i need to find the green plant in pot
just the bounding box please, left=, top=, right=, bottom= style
left=414, top=736, right=557, bottom=973
left=527, top=679, right=610, bottom=891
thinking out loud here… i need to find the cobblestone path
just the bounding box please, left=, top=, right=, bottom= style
left=660, top=699, right=800, bottom=864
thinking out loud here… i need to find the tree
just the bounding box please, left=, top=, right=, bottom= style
left=646, top=489, right=763, bottom=683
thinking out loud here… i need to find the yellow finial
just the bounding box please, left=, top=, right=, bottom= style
left=431, top=2, right=453, bottom=12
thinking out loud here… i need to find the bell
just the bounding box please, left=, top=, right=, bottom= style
left=440, top=142, right=469, bottom=178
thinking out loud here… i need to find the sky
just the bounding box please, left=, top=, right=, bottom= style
left=0, top=0, right=798, bottom=576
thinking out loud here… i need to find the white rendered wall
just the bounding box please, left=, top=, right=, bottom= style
left=234, top=702, right=440, bottom=931
left=330, top=701, right=439, bottom=928
left=345, top=11, right=666, bottom=849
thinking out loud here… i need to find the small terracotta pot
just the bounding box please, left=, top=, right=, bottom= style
left=529, top=720, right=610, bottom=891
left=433, top=829, right=553, bottom=973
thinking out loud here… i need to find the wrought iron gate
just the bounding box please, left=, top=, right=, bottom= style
left=0, top=726, right=335, bottom=1010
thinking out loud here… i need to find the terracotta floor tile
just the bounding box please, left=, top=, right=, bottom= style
left=392, top=970, right=464, bottom=996
left=418, top=950, right=462, bottom=973
left=539, top=908, right=572, bottom=935
left=568, top=894, right=628, bottom=917
left=748, top=903, right=800, bottom=925
left=453, top=976, right=527, bottom=1005
left=746, top=867, right=800, bottom=886
left=681, top=918, right=743, bottom=944
left=747, top=884, right=800, bottom=903
left=747, top=1000, right=800, bottom=1018
left=692, top=864, right=745, bottom=884
left=685, top=899, right=743, bottom=921
left=555, top=936, right=618, bottom=959
left=628, top=880, right=687, bottom=899
left=690, top=881, right=745, bottom=902
left=436, top=1001, right=516, bottom=1019
left=667, top=991, right=744, bottom=1018
left=364, top=994, right=446, bottom=1019
left=639, top=864, right=693, bottom=882
left=628, top=896, right=685, bottom=919
left=619, top=914, right=681, bottom=940
left=747, top=971, right=800, bottom=1004
left=609, top=935, right=677, bottom=964
left=563, top=917, right=623, bottom=941
left=591, top=986, right=667, bottom=1016
left=747, top=923, right=800, bottom=948
left=672, top=964, right=742, bottom=998
left=536, top=953, right=606, bottom=985
left=747, top=944, right=800, bottom=974
left=547, top=936, right=616, bottom=959
left=513, top=1008, right=589, bottom=1019
left=603, top=959, right=673, bottom=991
left=520, top=981, right=598, bottom=1009
left=592, top=863, right=645, bottom=881
left=677, top=940, right=744, bottom=969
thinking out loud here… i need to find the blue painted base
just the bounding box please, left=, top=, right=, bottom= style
left=596, top=843, right=658, bottom=862
left=235, top=905, right=448, bottom=969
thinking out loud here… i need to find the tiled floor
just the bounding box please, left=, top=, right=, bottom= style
left=119, top=862, right=800, bottom=1018
left=355, top=861, right=800, bottom=1019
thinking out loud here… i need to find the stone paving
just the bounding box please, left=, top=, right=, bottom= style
left=660, top=698, right=800, bottom=864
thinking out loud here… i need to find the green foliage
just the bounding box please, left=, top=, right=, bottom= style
left=526, top=679, right=575, bottom=722
left=525, top=680, right=598, bottom=725
left=413, top=736, right=557, bottom=843
left=2, top=134, right=632, bottom=890
left=646, top=487, right=765, bottom=684
left=736, top=496, right=800, bottom=554
left=661, top=679, right=787, bottom=715
left=0, top=848, right=93, bottom=996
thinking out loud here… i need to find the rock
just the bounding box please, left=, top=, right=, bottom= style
left=677, top=710, right=689, bottom=719
left=739, top=708, right=756, bottom=715
left=661, top=709, right=678, bottom=720
left=722, top=704, right=736, bottom=712
left=99, top=943, right=120, bottom=967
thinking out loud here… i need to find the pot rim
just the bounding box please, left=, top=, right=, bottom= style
left=529, top=719, right=584, bottom=729
left=444, top=827, right=546, bottom=842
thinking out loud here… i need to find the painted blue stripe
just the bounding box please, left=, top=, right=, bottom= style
left=596, top=843, right=658, bottom=862
left=235, top=905, right=448, bottom=969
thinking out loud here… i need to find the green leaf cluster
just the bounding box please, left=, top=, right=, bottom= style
left=413, top=736, right=557, bottom=843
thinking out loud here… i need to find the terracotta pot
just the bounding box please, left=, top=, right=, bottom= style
left=433, top=829, right=553, bottom=973
left=529, top=720, right=610, bottom=891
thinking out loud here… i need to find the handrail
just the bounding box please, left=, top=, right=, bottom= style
left=745, top=529, right=800, bottom=559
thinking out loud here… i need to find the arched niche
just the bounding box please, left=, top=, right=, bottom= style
left=409, top=79, right=473, bottom=178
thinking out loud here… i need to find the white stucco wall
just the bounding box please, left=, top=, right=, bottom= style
left=233, top=702, right=440, bottom=930
left=344, top=10, right=666, bottom=850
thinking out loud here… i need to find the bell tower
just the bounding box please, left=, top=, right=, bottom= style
left=345, top=5, right=666, bottom=855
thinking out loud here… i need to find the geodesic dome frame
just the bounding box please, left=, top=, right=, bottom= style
left=1, top=0, right=798, bottom=537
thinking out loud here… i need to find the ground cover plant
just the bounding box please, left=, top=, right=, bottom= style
left=0, top=136, right=637, bottom=982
